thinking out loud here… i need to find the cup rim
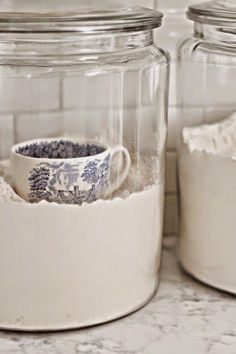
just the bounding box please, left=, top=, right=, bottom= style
left=11, top=137, right=109, bottom=162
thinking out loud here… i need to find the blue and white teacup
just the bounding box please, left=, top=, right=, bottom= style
left=11, top=138, right=131, bottom=204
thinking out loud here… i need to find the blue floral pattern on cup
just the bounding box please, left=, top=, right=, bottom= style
left=11, top=138, right=131, bottom=204
left=28, top=154, right=111, bottom=205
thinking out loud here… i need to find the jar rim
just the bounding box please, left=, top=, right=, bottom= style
left=187, top=1, right=236, bottom=27
left=0, top=0, right=163, bottom=33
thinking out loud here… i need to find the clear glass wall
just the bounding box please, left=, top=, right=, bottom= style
left=0, top=30, right=169, bottom=196
left=0, top=2, right=169, bottom=329
left=178, top=16, right=236, bottom=132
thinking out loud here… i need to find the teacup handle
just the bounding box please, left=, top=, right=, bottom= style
left=108, top=145, right=131, bottom=195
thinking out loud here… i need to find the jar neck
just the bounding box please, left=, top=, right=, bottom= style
left=194, top=22, right=236, bottom=45
left=0, top=30, right=154, bottom=59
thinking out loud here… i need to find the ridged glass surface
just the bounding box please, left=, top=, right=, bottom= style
left=188, top=0, right=236, bottom=26
left=0, top=0, right=162, bottom=33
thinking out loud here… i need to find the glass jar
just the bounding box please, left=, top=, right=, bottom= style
left=0, top=0, right=169, bottom=330
left=178, top=0, right=236, bottom=293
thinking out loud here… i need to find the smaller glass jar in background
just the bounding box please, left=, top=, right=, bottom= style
left=178, top=0, right=236, bottom=294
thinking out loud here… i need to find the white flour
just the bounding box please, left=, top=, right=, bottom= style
left=0, top=158, right=164, bottom=330
left=178, top=113, right=236, bottom=294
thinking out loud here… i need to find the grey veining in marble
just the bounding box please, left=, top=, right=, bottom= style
left=0, top=236, right=235, bottom=354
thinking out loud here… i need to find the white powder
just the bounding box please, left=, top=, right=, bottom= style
left=178, top=113, right=236, bottom=294
left=0, top=160, right=25, bottom=203
left=0, top=159, right=164, bottom=330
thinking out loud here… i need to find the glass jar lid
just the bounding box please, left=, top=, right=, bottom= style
left=0, top=0, right=163, bottom=33
left=187, top=0, right=236, bottom=27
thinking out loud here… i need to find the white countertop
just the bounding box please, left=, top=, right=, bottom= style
left=0, top=236, right=236, bottom=354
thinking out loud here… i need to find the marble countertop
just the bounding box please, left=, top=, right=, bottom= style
left=0, top=236, right=235, bottom=354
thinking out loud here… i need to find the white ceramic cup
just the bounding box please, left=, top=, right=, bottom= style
left=10, top=138, right=131, bottom=204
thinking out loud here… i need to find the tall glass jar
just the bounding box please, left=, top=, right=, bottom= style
left=0, top=0, right=169, bottom=330
left=178, top=1, right=236, bottom=293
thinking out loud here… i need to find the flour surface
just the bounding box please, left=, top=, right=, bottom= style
left=183, top=112, right=236, bottom=158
